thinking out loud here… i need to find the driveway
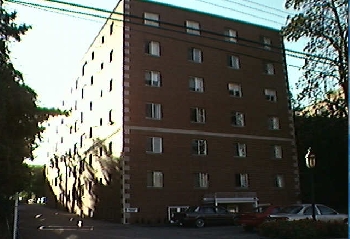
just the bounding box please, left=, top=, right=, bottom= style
left=18, top=204, right=260, bottom=239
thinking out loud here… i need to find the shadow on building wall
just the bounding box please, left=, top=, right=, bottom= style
left=46, top=137, right=122, bottom=223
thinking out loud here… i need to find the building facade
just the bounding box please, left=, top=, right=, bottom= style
left=41, top=0, right=300, bottom=224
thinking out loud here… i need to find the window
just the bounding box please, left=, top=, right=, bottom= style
left=146, top=103, right=162, bottom=119
left=234, top=143, right=246, bottom=157
left=228, top=55, right=240, bottom=69
left=224, top=29, right=237, bottom=42
left=89, top=127, right=92, bottom=138
left=82, top=62, right=87, bottom=76
left=110, top=22, right=114, bottom=35
left=235, top=173, right=249, bottom=188
left=189, top=77, right=204, bottom=92
left=144, top=12, right=159, bottom=27
left=275, top=175, right=284, bottom=188
left=99, top=118, right=103, bottom=126
left=228, top=83, right=242, bottom=97
left=81, top=88, right=84, bottom=99
left=268, top=117, right=280, bottom=130
left=190, top=107, right=206, bottom=123
left=264, top=63, right=275, bottom=75
left=145, top=71, right=161, bottom=87
left=109, top=50, right=113, bottom=62
left=108, top=142, right=113, bottom=154
left=88, top=154, right=92, bottom=166
left=79, top=135, right=83, bottom=147
left=264, top=89, right=277, bottom=102
left=231, top=111, right=245, bottom=127
left=89, top=101, right=92, bottom=111
left=273, top=145, right=282, bottom=158
left=91, top=52, right=94, bottom=60
left=145, top=41, right=160, bottom=56
left=108, top=110, right=113, bottom=124
left=188, top=48, right=203, bottom=63
left=101, top=36, right=105, bottom=44
left=192, top=139, right=207, bottom=155
left=317, top=205, right=337, bottom=215
left=100, top=62, right=104, bottom=70
left=146, top=137, right=162, bottom=153
left=90, top=75, right=94, bottom=85
left=194, top=173, right=209, bottom=188
left=80, top=112, right=83, bottom=123
left=185, top=20, right=200, bottom=35
left=262, top=36, right=272, bottom=50
left=109, top=79, right=113, bottom=91
left=147, top=171, right=163, bottom=188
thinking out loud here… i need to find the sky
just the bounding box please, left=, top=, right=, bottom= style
left=5, top=0, right=306, bottom=109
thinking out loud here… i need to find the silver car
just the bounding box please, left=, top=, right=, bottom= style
left=268, top=204, right=348, bottom=223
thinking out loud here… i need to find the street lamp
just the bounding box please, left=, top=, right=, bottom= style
left=305, top=147, right=316, bottom=221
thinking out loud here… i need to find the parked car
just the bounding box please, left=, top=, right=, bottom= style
left=237, top=205, right=282, bottom=231
left=171, top=205, right=238, bottom=228
left=268, top=204, right=348, bottom=223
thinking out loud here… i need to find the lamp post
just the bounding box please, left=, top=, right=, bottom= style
left=305, top=147, right=316, bottom=221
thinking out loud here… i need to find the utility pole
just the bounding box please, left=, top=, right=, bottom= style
left=13, top=192, right=19, bottom=239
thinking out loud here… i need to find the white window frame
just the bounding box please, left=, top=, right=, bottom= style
left=225, top=29, right=237, bottom=42
left=269, top=117, right=280, bottom=130
left=275, top=175, right=284, bottom=188
left=144, top=12, right=159, bottom=27
left=192, top=139, right=207, bottom=155
left=145, top=71, right=161, bottom=87
left=235, top=143, right=247, bottom=157
left=191, top=107, right=206, bottom=123
left=146, top=137, right=163, bottom=153
left=195, top=173, right=209, bottom=188
left=232, top=112, right=245, bottom=127
left=236, top=173, right=249, bottom=188
left=229, top=55, right=240, bottom=69
left=186, top=20, right=200, bottom=35
left=189, top=77, right=204, bottom=92
left=273, top=145, right=282, bottom=159
left=190, top=48, right=203, bottom=63
left=265, top=89, right=277, bottom=102
left=265, top=63, right=275, bottom=75
left=228, top=83, right=242, bottom=97
left=147, top=41, right=160, bottom=56
left=146, top=103, right=162, bottom=120
left=147, top=171, right=163, bottom=188
left=263, top=36, right=272, bottom=50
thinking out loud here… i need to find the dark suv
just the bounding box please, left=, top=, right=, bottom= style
left=171, top=205, right=238, bottom=228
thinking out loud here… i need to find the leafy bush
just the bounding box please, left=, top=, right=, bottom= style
left=258, top=219, right=348, bottom=239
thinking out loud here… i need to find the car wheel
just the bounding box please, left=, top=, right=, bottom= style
left=195, top=218, right=205, bottom=228
left=344, top=218, right=348, bottom=224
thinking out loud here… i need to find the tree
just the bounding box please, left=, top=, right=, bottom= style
left=283, top=0, right=348, bottom=115
left=0, top=5, right=66, bottom=232
left=294, top=114, right=348, bottom=212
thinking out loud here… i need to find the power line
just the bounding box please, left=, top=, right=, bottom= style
left=5, top=0, right=337, bottom=65
left=224, top=0, right=292, bottom=15
left=193, top=0, right=285, bottom=25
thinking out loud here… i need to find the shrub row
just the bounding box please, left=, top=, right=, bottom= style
left=258, top=219, right=348, bottom=239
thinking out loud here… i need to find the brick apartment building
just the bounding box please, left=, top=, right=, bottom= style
left=41, top=0, right=300, bottom=224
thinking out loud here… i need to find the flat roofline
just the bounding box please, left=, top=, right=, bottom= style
left=140, top=0, right=280, bottom=32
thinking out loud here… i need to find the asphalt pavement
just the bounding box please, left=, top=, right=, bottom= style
left=18, top=204, right=261, bottom=239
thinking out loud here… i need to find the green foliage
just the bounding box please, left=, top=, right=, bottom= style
left=0, top=7, right=66, bottom=203
left=283, top=0, right=348, bottom=114
left=259, top=219, right=348, bottom=239
left=294, top=115, right=348, bottom=212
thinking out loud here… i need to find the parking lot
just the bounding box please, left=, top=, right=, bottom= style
left=19, top=204, right=261, bottom=239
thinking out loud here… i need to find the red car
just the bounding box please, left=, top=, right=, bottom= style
left=238, top=205, right=282, bottom=231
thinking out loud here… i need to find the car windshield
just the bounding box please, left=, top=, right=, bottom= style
left=279, top=206, right=303, bottom=214
left=186, top=206, right=200, bottom=212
